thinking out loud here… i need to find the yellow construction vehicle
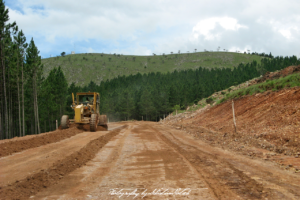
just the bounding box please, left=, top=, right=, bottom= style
left=61, top=92, right=108, bottom=131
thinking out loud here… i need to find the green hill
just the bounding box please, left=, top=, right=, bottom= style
left=41, top=52, right=262, bottom=86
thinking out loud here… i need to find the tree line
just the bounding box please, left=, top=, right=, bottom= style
left=251, top=52, right=273, bottom=58
left=0, top=1, right=68, bottom=139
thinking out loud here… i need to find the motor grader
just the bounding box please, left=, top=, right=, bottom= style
left=61, top=92, right=107, bottom=131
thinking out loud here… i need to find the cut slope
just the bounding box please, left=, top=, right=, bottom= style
left=165, top=87, right=300, bottom=175
left=193, top=87, right=299, bottom=156
left=166, top=87, right=300, bottom=168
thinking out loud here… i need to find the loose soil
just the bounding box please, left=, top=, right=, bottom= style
left=0, top=125, right=126, bottom=200
left=165, top=87, right=300, bottom=174
left=0, top=124, right=108, bottom=158
left=0, top=122, right=299, bottom=199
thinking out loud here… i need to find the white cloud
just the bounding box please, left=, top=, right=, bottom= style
left=279, top=30, right=292, bottom=39
left=6, top=0, right=300, bottom=57
left=192, top=17, right=248, bottom=40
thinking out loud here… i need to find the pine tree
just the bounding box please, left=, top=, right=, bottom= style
left=26, top=38, right=42, bottom=134
left=139, top=88, right=155, bottom=121
left=39, top=66, right=68, bottom=131
left=12, top=27, right=26, bottom=136
left=0, top=0, right=16, bottom=138
left=118, top=89, right=135, bottom=120
left=14, top=30, right=27, bottom=136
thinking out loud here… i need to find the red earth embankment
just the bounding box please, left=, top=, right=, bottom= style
left=167, top=87, right=300, bottom=172
left=193, top=66, right=300, bottom=151
left=193, top=87, right=300, bottom=156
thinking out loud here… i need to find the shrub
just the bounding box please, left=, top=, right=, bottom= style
left=217, top=98, right=226, bottom=105
left=206, top=97, right=214, bottom=104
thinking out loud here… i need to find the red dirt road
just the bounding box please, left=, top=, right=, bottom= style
left=0, top=121, right=299, bottom=199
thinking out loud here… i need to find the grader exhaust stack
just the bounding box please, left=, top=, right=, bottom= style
left=61, top=92, right=108, bottom=131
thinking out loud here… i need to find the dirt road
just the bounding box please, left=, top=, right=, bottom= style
left=0, top=122, right=299, bottom=200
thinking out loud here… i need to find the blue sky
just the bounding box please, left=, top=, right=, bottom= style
left=6, top=0, right=300, bottom=59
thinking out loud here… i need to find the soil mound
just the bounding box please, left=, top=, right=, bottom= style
left=0, top=123, right=108, bottom=158
left=0, top=126, right=83, bottom=158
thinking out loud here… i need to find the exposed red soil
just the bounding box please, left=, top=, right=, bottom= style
left=1, top=122, right=299, bottom=199
left=0, top=124, right=107, bottom=158
left=194, top=87, right=299, bottom=154
left=166, top=87, right=300, bottom=172
left=0, top=125, right=126, bottom=200
left=0, top=125, right=83, bottom=158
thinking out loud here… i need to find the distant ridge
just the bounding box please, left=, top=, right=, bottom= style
left=42, top=52, right=262, bottom=86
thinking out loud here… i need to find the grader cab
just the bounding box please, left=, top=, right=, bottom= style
left=61, top=92, right=108, bottom=131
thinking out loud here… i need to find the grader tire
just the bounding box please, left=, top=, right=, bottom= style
left=90, top=114, right=98, bottom=132
left=98, top=115, right=107, bottom=125
left=61, top=115, right=69, bottom=129
left=98, top=115, right=108, bottom=131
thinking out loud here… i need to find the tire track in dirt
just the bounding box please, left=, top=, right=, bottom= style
left=144, top=125, right=224, bottom=199
left=156, top=123, right=300, bottom=199
left=152, top=127, right=237, bottom=199
left=34, top=125, right=132, bottom=199
left=67, top=126, right=131, bottom=199
left=153, top=127, right=280, bottom=200
left=0, top=125, right=127, bottom=200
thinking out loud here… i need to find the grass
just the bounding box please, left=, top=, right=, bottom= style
left=171, top=103, right=207, bottom=116
left=41, top=52, right=262, bottom=86
left=217, top=73, right=300, bottom=104
left=188, top=104, right=206, bottom=112
left=172, top=109, right=186, bottom=116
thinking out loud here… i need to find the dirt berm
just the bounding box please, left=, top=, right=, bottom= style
left=0, top=124, right=107, bottom=158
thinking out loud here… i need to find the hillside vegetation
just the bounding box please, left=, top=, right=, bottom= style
left=181, top=65, right=300, bottom=115
left=41, top=52, right=263, bottom=86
